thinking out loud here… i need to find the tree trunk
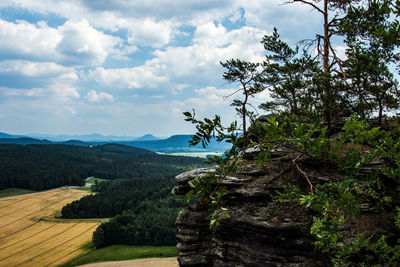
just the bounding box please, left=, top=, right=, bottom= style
left=323, top=0, right=331, bottom=127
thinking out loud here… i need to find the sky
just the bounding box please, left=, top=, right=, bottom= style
left=0, top=0, right=325, bottom=137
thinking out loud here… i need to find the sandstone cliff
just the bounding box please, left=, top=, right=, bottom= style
left=173, top=148, right=398, bottom=266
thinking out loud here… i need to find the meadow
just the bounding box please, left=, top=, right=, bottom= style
left=0, top=188, right=100, bottom=266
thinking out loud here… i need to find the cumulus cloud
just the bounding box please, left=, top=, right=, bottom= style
left=56, top=19, right=120, bottom=66
left=0, top=60, right=75, bottom=77
left=127, top=19, right=172, bottom=48
left=0, top=18, right=120, bottom=67
left=85, top=90, right=114, bottom=103
left=86, top=66, right=168, bottom=89
left=0, top=18, right=60, bottom=61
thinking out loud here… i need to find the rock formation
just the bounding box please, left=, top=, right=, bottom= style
left=173, top=148, right=399, bottom=266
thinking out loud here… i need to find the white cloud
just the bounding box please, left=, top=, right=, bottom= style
left=127, top=19, right=172, bottom=48
left=87, top=66, right=168, bottom=89
left=0, top=18, right=120, bottom=67
left=0, top=60, right=75, bottom=77
left=64, top=106, right=77, bottom=115
left=85, top=90, right=114, bottom=103
left=55, top=86, right=80, bottom=99
left=0, top=18, right=60, bottom=60
left=56, top=19, right=121, bottom=66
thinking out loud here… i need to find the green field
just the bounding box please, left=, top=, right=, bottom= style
left=60, top=244, right=178, bottom=266
left=86, top=177, right=109, bottom=184
left=76, top=187, right=92, bottom=192
left=0, top=187, right=35, bottom=197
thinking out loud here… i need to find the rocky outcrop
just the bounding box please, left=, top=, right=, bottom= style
left=173, top=145, right=400, bottom=266
left=173, top=149, right=330, bottom=267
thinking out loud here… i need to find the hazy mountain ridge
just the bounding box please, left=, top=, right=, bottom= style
left=0, top=132, right=231, bottom=153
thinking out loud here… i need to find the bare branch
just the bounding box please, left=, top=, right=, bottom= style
left=292, top=154, right=314, bottom=194
left=328, top=41, right=347, bottom=80
left=223, top=88, right=242, bottom=101
left=286, top=0, right=325, bottom=15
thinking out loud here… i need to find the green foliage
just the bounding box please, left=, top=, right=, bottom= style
left=62, top=178, right=189, bottom=247
left=340, top=0, right=400, bottom=124
left=259, top=28, right=321, bottom=118
left=220, top=58, right=265, bottom=141
left=267, top=116, right=400, bottom=265
left=184, top=111, right=241, bottom=229
left=274, top=184, right=301, bottom=205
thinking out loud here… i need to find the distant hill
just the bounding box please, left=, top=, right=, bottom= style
left=0, top=133, right=232, bottom=153
left=92, top=143, right=156, bottom=155
left=119, top=134, right=231, bottom=153
left=60, top=140, right=91, bottom=146
left=134, top=134, right=160, bottom=141
left=0, top=137, right=53, bottom=145
left=28, top=133, right=138, bottom=142
left=0, top=132, right=26, bottom=139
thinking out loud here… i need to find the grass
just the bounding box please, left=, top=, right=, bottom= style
left=86, top=177, right=109, bottom=184
left=0, top=187, right=36, bottom=197
left=60, top=244, right=178, bottom=266
left=75, top=187, right=92, bottom=192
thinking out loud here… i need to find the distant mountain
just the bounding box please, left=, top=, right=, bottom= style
left=0, top=137, right=53, bottom=145
left=28, top=133, right=139, bottom=142
left=134, top=134, right=160, bottom=141
left=0, top=132, right=232, bottom=153
left=119, top=134, right=231, bottom=153
left=0, top=132, right=27, bottom=139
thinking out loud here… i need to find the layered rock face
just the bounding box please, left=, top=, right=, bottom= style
left=173, top=149, right=329, bottom=267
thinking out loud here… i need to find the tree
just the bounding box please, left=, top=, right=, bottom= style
left=220, top=59, right=265, bottom=144
left=288, top=0, right=355, bottom=125
left=341, top=0, right=400, bottom=124
left=259, top=28, right=321, bottom=119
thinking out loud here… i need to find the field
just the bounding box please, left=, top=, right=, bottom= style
left=0, top=188, right=102, bottom=266
left=85, top=177, right=109, bottom=184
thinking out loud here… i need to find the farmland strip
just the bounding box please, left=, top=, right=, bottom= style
left=30, top=224, right=98, bottom=266
left=0, top=222, right=59, bottom=250
left=0, top=190, right=77, bottom=217
left=0, top=193, right=84, bottom=229
left=0, top=223, right=79, bottom=262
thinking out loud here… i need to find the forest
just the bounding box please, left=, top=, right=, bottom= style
left=0, top=143, right=206, bottom=190
left=61, top=178, right=182, bottom=247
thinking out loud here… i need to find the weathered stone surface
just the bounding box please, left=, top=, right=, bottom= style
left=173, top=147, right=397, bottom=266
left=172, top=168, right=216, bottom=195
left=173, top=152, right=330, bottom=267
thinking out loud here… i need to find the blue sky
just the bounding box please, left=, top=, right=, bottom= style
left=0, top=0, right=327, bottom=137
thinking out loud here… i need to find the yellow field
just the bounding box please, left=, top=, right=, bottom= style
left=0, top=188, right=101, bottom=266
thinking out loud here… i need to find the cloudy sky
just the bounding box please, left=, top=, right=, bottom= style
left=0, top=0, right=324, bottom=137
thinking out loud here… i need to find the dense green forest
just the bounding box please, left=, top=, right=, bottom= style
left=61, top=178, right=182, bottom=247
left=0, top=143, right=206, bottom=190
